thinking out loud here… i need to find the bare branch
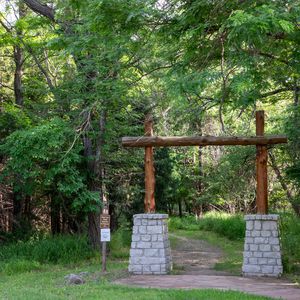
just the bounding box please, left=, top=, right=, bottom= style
left=23, top=0, right=55, bottom=22
left=0, top=83, right=14, bottom=91
left=259, top=87, right=293, bottom=99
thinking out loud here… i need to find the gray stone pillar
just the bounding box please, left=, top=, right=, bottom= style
left=242, top=214, right=283, bottom=277
left=128, top=214, right=172, bottom=275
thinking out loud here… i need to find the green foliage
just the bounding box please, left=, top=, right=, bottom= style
left=0, top=103, right=31, bottom=139
left=1, top=0, right=300, bottom=267
left=0, top=234, right=95, bottom=272
left=280, top=213, right=300, bottom=273
left=0, top=118, right=99, bottom=212
left=109, top=229, right=131, bottom=259
left=1, top=260, right=42, bottom=276
left=169, top=212, right=246, bottom=240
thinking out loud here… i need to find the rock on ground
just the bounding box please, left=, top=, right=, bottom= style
left=64, top=273, right=85, bottom=285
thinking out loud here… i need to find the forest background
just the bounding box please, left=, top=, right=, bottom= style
left=0, top=0, right=300, bottom=253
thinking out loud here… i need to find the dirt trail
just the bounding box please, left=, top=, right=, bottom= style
left=169, top=233, right=230, bottom=276
left=115, top=233, right=300, bottom=300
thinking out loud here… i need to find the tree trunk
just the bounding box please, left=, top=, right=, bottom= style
left=294, top=81, right=299, bottom=106
left=13, top=2, right=25, bottom=106
left=50, top=196, right=61, bottom=235
left=178, top=199, right=182, bottom=217
left=85, top=111, right=107, bottom=250
left=13, top=45, right=24, bottom=106
left=12, top=190, right=23, bottom=232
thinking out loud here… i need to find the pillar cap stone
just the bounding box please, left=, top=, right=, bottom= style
left=133, top=213, right=169, bottom=219
left=244, top=214, right=279, bottom=221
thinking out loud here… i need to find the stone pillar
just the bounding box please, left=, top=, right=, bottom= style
left=128, top=214, right=172, bottom=275
left=242, top=214, right=283, bottom=277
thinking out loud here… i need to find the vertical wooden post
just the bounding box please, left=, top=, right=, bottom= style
left=102, top=240, right=107, bottom=272
left=144, top=114, right=156, bottom=213
left=101, top=194, right=108, bottom=273
left=256, top=111, right=268, bottom=214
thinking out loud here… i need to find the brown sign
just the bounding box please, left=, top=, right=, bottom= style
left=100, top=214, right=110, bottom=229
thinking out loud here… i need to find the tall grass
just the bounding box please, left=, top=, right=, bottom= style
left=110, top=229, right=131, bottom=259
left=0, top=229, right=132, bottom=275
left=169, top=212, right=246, bottom=240
left=0, top=234, right=95, bottom=265
left=280, top=214, right=300, bottom=273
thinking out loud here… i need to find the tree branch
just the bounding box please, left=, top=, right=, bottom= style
left=23, top=0, right=55, bottom=22
left=259, top=87, right=293, bottom=99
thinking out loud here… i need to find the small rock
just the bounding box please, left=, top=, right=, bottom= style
left=65, top=274, right=85, bottom=285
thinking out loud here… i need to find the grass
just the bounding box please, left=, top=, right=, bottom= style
left=169, top=212, right=245, bottom=240
left=0, top=228, right=132, bottom=275
left=0, top=263, right=273, bottom=300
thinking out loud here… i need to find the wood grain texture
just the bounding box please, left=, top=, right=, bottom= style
left=122, top=135, right=287, bottom=147
left=144, top=114, right=155, bottom=213
left=256, top=111, right=268, bottom=214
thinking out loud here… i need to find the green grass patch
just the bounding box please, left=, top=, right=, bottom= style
left=0, top=265, right=272, bottom=300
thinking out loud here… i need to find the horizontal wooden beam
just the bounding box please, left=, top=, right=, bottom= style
left=122, top=135, right=288, bottom=148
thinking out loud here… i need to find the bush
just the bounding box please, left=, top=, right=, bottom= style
left=280, top=213, right=300, bottom=273
left=110, top=229, right=131, bottom=259
left=169, top=212, right=245, bottom=240
left=0, top=234, right=95, bottom=266
left=0, top=230, right=132, bottom=275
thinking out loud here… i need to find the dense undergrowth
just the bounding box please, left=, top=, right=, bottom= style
left=169, top=212, right=246, bottom=240
left=0, top=229, right=131, bottom=275
left=1, top=212, right=299, bottom=276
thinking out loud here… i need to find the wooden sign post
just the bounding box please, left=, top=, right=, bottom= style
left=100, top=196, right=110, bottom=272
left=122, top=111, right=287, bottom=214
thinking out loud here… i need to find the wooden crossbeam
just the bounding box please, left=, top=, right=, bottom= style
left=122, top=135, right=287, bottom=148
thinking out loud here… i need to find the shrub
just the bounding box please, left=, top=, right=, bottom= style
left=169, top=212, right=245, bottom=240
left=110, top=229, right=131, bottom=259
left=0, top=234, right=95, bottom=265
left=280, top=213, right=300, bottom=273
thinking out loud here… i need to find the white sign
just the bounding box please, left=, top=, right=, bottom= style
left=101, top=228, right=111, bottom=242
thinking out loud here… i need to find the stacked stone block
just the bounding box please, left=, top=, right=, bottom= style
left=128, top=214, right=172, bottom=275
left=242, top=214, right=283, bottom=277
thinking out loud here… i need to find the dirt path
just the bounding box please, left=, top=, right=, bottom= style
left=115, top=233, right=300, bottom=299
left=169, top=233, right=230, bottom=276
